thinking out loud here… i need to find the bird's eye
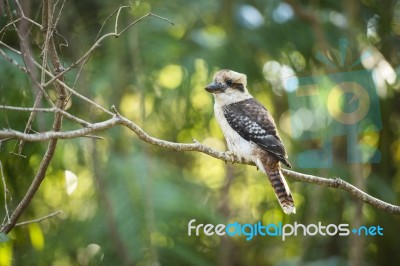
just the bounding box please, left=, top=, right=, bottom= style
left=226, top=79, right=233, bottom=85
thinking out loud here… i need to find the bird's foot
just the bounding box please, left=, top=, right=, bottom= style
left=224, top=151, right=238, bottom=164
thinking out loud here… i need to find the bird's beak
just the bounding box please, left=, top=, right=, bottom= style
left=205, top=82, right=225, bottom=93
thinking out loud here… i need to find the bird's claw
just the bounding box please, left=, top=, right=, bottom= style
left=224, top=151, right=237, bottom=164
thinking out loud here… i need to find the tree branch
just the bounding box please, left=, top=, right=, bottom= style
left=280, top=169, right=400, bottom=215
left=0, top=5, right=174, bottom=235
left=1, top=1, right=398, bottom=241
left=15, top=210, right=62, bottom=226
left=0, top=0, right=66, bottom=234
left=0, top=160, right=11, bottom=225
left=0, top=105, right=91, bottom=127
left=1, top=108, right=399, bottom=215
left=43, top=11, right=174, bottom=88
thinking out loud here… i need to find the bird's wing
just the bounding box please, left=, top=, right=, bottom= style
left=222, top=98, right=291, bottom=168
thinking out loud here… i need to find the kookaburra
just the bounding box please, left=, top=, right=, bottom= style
left=205, top=69, right=295, bottom=214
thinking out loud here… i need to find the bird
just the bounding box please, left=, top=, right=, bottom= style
left=205, top=69, right=295, bottom=214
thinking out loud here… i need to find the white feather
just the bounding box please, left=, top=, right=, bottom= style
left=213, top=87, right=252, bottom=107
left=214, top=102, right=255, bottom=162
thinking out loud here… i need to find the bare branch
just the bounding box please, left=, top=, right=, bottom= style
left=1, top=110, right=399, bottom=215
left=0, top=44, right=54, bottom=107
left=0, top=105, right=58, bottom=112
left=1, top=0, right=397, bottom=243
left=118, top=13, right=174, bottom=36
left=0, top=47, right=27, bottom=72
left=0, top=40, right=23, bottom=54
left=0, top=4, right=172, bottom=236
left=0, top=6, right=41, bottom=37
left=0, top=160, right=11, bottom=224
left=0, top=115, right=121, bottom=141
left=0, top=42, right=50, bottom=117
left=0, top=105, right=91, bottom=126
left=13, top=0, right=48, bottom=155
left=114, top=6, right=129, bottom=34
left=17, top=93, right=44, bottom=154
left=12, top=0, right=42, bottom=29
left=52, top=0, right=66, bottom=30
left=3, top=0, right=54, bottom=108
left=0, top=0, right=67, bottom=235
left=43, top=12, right=173, bottom=88
left=0, top=17, right=22, bottom=36
left=280, top=169, right=400, bottom=215
left=95, top=5, right=121, bottom=41
left=31, top=55, right=114, bottom=116
left=15, top=210, right=62, bottom=226
left=8, top=152, right=26, bottom=158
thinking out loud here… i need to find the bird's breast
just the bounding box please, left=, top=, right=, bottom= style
left=214, top=104, right=255, bottom=161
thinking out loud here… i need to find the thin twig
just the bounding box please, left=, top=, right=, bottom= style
left=0, top=0, right=66, bottom=235
left=0, top=105, right=91, bottom=126
left=31, top=57, right=114, bottom=116
left=0, top=47, right=27, bottom=72
left=0, top=47, right=54, bottom=107
left=0, top=105, right=57, bottom=112
left=0, top=17, right=22, bottom=36
left=15, top=210, right=62, bottom=226
left=0, top=116, right=120, bottom=141
left=118, top=13, right=174, bottom=36
left=52, top=0, right=66, bottom=30
left=114, top=6, right=129, bottom=34
left=14, top=0, right=49, bottom=155
left=4, top=0, right=54, bottom=108
left=8, top=152, right=27, bottom=158
left=0, top=7, right=41, bottom=37
left=95, top=5, right=122, bottom=41
left=1, top=39, right=53, bottom=110
left=0, top=4, right=174, bottom=236
left=0, top=160, right=11, bottom=224
left=0, top=40, right=23, bottom=54
left=280, top=169, right=400, bottom=215
left=83, top=135, right=104, bottom=140
left=17, top=93, right=43, bottom=154
left=12, top=0, right=42, bottom=29
left=43, top=12, right=173, bottom=88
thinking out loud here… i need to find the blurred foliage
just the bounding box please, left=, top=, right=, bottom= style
left=1, top=0, right=400, bottom=265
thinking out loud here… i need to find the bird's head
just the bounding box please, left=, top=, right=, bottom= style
left=205, top=69, right=252, bottom=106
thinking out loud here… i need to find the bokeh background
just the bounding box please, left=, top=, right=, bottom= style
left=1, top=0, right=400, bottom=265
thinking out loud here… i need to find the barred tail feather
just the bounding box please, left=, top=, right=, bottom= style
left=267, top=169, right=295, bottom=214
left=255, top=159, right=295, bottom=214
